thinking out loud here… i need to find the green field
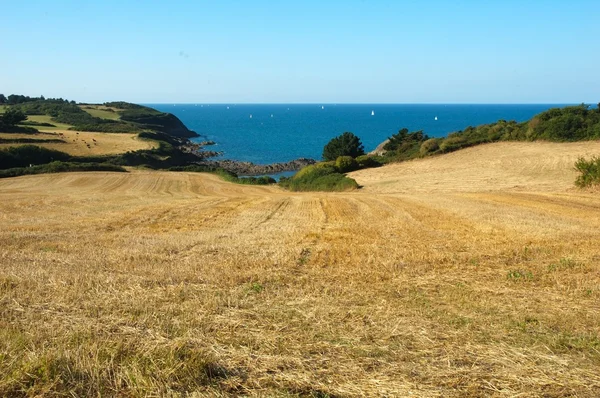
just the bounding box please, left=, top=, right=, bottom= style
left=0, top=105, right=6, bottom=114
left=80, top=105, right=123, bottom=120
left=21, top=115, right=74, bottom=131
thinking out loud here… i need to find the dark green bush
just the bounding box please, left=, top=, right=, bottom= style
left=2, top=108, right=27, bottom=125
left=0, top=145, right=71, bottom=169
left=355, top=155, right=383, bottom=168
left=322, top=132, right=365, bottom=161
left=0, top=162, right=126, bottom=178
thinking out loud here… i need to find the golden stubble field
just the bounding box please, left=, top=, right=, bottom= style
left=1, top=142, right=600, bottom=397
left=0, top=130, right=157, bottom=156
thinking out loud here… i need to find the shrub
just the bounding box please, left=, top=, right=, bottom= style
left=0, top=162, right=126, bottom=178
left=355, top=155, right=383, bottom=169
left=574, top=156, right=600, bottom=188
left=294, top=163, right=337, bottom=179
left=335, top=156, right=358, bottom=173
left=420, top=138, right=439, bottom=156
left=0, top=145, right=71, bottom=169
left=439, top=136, right=467, bottom=153
left=2, top=108, right=27, bottom=125
left=322, top=132, right=365, bottom=161
left=279, top=163, right=359, bottom=192
left=384, top=128, right=429, bottom=151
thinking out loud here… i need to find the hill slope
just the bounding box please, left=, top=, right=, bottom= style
left=1, top=142, right=599, bottom=396
left=351, top=141, right=600, bottom=193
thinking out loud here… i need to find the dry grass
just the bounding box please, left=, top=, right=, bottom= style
left=1, top=142, right=600, bottom=396
left=0, top=130, right=157, bottom=156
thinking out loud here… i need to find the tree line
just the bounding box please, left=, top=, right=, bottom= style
left=0, top=94, right=75, bottom=105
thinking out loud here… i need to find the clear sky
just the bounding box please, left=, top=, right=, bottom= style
left=1, top=0, right=598, bottom=103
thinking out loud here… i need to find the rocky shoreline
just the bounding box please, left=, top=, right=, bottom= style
left=179, top=139, right=315, bottom=175
left=197, top=157, right=316, bottom=176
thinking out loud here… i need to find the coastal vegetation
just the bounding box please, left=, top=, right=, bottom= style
left=574, top=156, right=600, bottom=188
left=301, top=104, right=600, bottom=191
left=378, top=104, right=600, bottom=163
left=0, top=161, right=126, bottom=178
left=279, top=161, right=359, bottom=191
left=0, top=94, right=198, bottom=137
left=0, top=94, right=280, bottom=185
left=322, top=131, right=365, bottom=161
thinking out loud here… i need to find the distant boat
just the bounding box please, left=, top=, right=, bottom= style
left=434, top=116, right=438, bottom=121
left=249, top=114, right=252, bottom=119
left=321, top=106, right=324, bottom=109
left=271, top=114, right=273, bottom=118
left=371, top=110, right=375, bottom=116
left=227, top=106, right=229, bottom=109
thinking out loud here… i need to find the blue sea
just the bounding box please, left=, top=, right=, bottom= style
left=149, top=104, right=567, bottom=165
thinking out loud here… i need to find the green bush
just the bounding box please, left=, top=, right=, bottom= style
left=279, top=163, right=359, bottom=192
left=0, top=162, right=126, bottom=179
left=2, top=108, right=27, bottom=125
left=420, top=138, right=440, bottom=156
left=335, top=156, right=358, bottom=172
left=322, top=132, right=365, bottom=161
left=355, top=154, right=383, bottom=168
left=439, top=136, right=468, bottom=153
left=384, top=128, right=429, bottom=151
left=294, top=163, right=337, bottom=179
left=574, top=156, right=600, bottom=188
left=0, top=145, right=71, bottom=169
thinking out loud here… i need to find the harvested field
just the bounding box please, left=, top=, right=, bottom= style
left=1, top=142, right=599, bottom=396
left=0, top=130, right=157, bottom=156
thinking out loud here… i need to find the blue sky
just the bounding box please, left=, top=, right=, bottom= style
left=1, top=0, right=598, bottom=103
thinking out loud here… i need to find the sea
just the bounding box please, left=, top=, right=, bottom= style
left=149, top=104, right=568, bottom=165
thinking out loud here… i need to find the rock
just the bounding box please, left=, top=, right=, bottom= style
left=369, top=139, right=389, bottom=156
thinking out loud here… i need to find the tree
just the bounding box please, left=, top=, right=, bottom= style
left=0, top=94, right=6, bottom=104
left=2, top=108, right=27, bottom=125
left=322, top=132, right=365, bottom=161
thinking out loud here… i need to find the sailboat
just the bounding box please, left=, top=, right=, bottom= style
left=434, top=116, right=438, bottom=121
left=371, top=110, right=375, bottom=116
left=249, top=114, right=252, bottom=119
left=321, top=106, right=324, bottom=110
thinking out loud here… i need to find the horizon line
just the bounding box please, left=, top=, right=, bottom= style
left=139, top=102, right=586, bottom=105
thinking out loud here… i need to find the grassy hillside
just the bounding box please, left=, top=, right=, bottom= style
left=0, top=96, right=209, bottom=178
left=1, top=143, right=599, bottom=396
left=380, top=104, right=600, bottom=163
left=5, top=98, right=197, bottom=138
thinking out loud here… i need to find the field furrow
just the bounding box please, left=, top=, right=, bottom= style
left=1, top=142, right=600, bottom=397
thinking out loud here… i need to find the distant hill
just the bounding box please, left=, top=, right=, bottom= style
left=0, top=95, right=197, bottom=138
left=104, top=102, right=198, bottom=138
